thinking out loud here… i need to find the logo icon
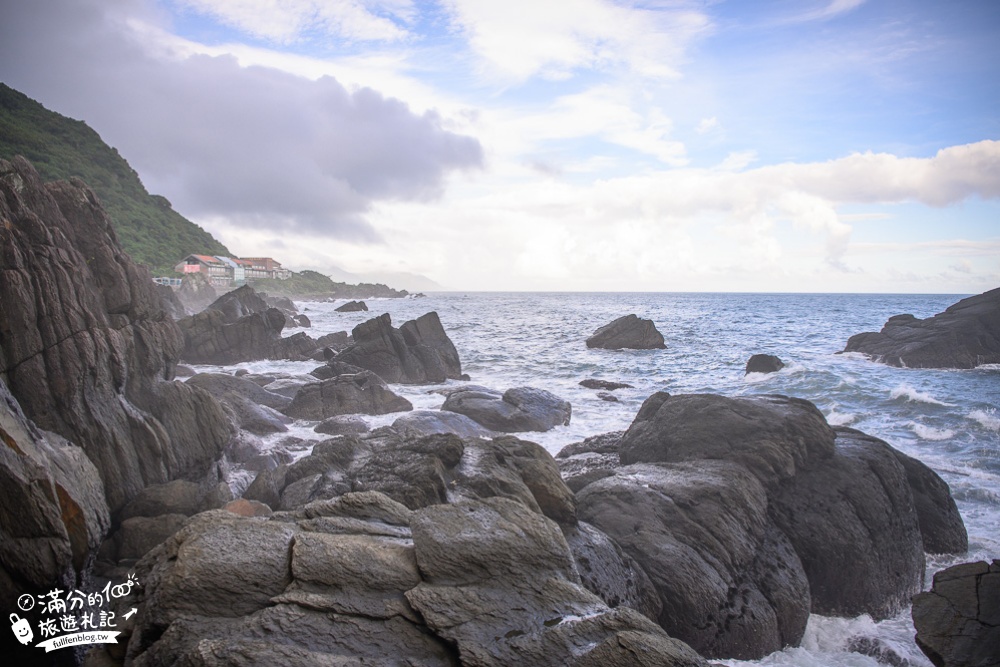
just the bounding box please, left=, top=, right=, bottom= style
left=10, top=613, right=33, bottom=645
left=16, top=595, right=35, bottom=612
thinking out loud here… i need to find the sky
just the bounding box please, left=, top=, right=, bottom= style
left=1, top=0, right=998, bottom=292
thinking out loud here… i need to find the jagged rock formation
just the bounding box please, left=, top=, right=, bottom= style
left=559, top=393, right=967, bottom=660
left=912, top=560, right=1000, bottom=667
left=334, top=312, right=463, bottom=383
left=442, top=385, right=572, bottom=432
left=0, top=157, right=232, bottom=515
left=843, top=288, right=1000, bottom=368
left=176, top=285, right=319, bottom=364
left=586, top=314, right=666, bottom=350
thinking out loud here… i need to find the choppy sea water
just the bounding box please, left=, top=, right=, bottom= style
left=209, top=292, right=999, bottom=666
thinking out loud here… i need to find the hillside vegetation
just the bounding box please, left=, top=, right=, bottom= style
left=253, top=270, right=409, bottom=299
left=0, top=83, right=230, bottom=273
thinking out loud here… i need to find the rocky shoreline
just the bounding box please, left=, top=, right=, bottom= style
left=0, top=156, right=992, bottom=666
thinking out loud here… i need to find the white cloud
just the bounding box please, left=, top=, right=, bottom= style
left=695, top=116, right=718, bottom=134
left=172, top=0, right=415, bottom=43
left=442, top=0, right=711, bottom=83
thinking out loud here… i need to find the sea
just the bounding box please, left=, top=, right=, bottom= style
left=200, top=291, right=1000, bottom=667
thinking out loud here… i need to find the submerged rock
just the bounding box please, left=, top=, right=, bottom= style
left=580, top=379, right=634, bottom=390
left=335, top=312, right=463, bottom=384
left=912, top=560, right=1000, bottom=667
left=442, top=385, right=572, bottom=432
left=842, top=287, right=1000, bottom=368
left=586, top=314, right=666, bottom=350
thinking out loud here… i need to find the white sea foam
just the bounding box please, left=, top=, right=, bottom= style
left=910, top=423, right=955, bottom=441
left=968, top=408, right=1000, bottom=431
left=889, top=383, right=954, bottom=407
left=825, top=407, right=857, bottom=426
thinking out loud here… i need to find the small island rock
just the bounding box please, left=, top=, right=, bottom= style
left=587, top=315, right=666, bottom=350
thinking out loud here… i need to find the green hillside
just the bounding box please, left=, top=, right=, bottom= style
left=0, top=83, right=231, bottom=273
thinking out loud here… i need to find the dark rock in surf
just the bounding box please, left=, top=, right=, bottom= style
left=580, top=379, right=634, bottom=390
left=842, top=287, right=1000, bottom=368
left=891, top=448, right=968, bottom=554
left=336, top=300, right=369, bottom=312
left=442, top=385, right=571, bottom=432
left=335, top=312, right=462, bottom=384
left=912, top=560, right=1000, bottom=667
left=586, top=314, right=666, bottom=350
left=282, top=371, right=413, bottom=421
left=572, top=392, right=966, bottom=659
left=745, top=353, right=785, bottom=374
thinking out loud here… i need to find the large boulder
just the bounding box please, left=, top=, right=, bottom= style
left=249, top=431, right=578, bottom=528
left=586, top=314, right=666, bottom=350
left=442, top=385, right=572, bottom=432
left=842, top=288, right=1000, bottom=368
left=204, top=284, right=272, bottom=323
left=282, top=371, right=413, bottom=420
left=570, top=392, right=967, bottom=659
left=125, top=494, right=707, bottom=667
left=0, top=157, right=231, bottom=514
left=912, top=560, right=1000, bottom=667
left=334, top=312, right=463, bottom=383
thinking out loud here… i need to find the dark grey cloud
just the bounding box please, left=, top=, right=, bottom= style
left=0, top=0, right=482, bottom=241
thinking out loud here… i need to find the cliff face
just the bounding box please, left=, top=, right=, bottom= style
left=0, top=156, right=231, bottom=514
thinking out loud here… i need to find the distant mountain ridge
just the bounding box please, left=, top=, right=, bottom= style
left=0, top=82, right=231, bottom=273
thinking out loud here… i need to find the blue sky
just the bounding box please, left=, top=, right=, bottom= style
left=1, top=0, right=997, bottom=291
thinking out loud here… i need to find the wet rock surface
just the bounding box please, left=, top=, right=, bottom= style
left=912, top=560, right=1000, bottom=667
left=564, top=392, right=966, bottom=660
left=842, top=287, right=1000, bottom=368
left=125, top=492, right=707, bottom=667
left=442, top=385, right=572, bottom=432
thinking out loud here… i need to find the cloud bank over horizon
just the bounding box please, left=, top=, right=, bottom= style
left=1, top=0, right=997, bottom=292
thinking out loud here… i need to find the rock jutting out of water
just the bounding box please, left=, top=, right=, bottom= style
left=842, top=287, right=1000, bottom=368
left=334, top=312, right=464, bottom=384
left=586, top=314, right=666, bottom=350
left=745, top=353, right=785, bottom=375
left=335, top=299, right=369, bottom=312
left=558, top=392, right=968, bottom=660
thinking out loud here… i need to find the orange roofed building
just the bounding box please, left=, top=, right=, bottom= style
left=174, top=255, right=291, bottom=286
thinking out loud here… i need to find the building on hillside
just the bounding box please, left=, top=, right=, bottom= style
left=175, top=254, right=232, bottom=286
left=242, top=257, right=292, bottom=280
left=173, top=254, right=292, bottom=285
